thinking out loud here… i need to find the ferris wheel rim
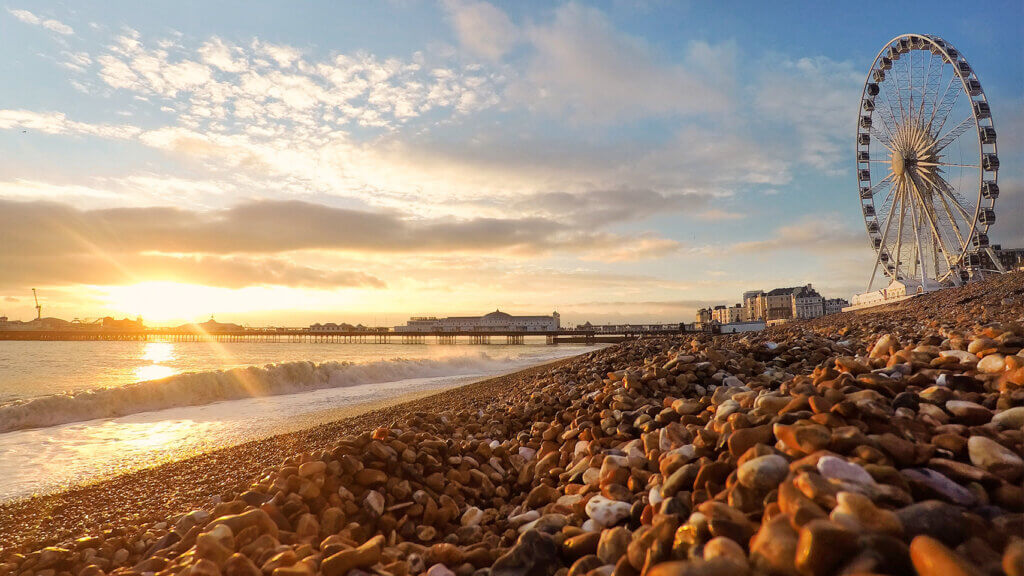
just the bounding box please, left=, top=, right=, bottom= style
left=855, top=33, right=998, bottom=287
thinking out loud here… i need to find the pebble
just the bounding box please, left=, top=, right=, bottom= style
left=702, top=536, right=747, bottom=565
left=830, top=491, right=903, bottom=536
left=992, top=406, right=1024, bottom=429
left=909, top=535, right=978, bottom=576
left=968, top=435, right=1023, bottom=481
left=584, top=496, right=631, bottom=528
left=945, top=400, right=991, bottom=424
left=795, top=519, right=859, bottom=576
left=491, top=531, right=558, bottom=576
left=737, top=454, right=789, bottom=491
left=940, top=350, right=979, bottom=364
left=461, top=506, right=484, bottom=527
left=816, top=455, right=874, bottom=485
left=596, top=527, right=629, bottom=565
left=903, top=468, right=977, bottom=506
left=977, top=353, right=1006, bottom=373
left=426, top=564, right=456, bottom=576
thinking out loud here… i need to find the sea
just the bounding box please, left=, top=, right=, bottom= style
left=0, top=339, right=595, bottom=500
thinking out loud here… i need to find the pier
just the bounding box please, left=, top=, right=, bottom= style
left=0, top=327, right=686, bottom=344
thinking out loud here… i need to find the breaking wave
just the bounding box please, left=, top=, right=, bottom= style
left=0, top=355, right=510, bottom=433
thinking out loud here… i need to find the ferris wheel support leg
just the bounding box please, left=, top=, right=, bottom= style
left=985, top=247, right=1006, bottom=273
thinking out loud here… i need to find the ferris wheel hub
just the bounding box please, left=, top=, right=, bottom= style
left=890, top=150, right=906, bottom=178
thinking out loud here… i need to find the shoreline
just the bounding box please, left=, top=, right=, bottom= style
left=0, top=354, right=589, bottom=553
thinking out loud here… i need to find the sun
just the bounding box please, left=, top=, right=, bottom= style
left=101, top=282, right=213, bottom=323
left=102, top=282, right=287, bottom=324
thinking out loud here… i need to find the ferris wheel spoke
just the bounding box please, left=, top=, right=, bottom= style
left=930, top=79, right=963, bottom=137
left=934, top=187, right=968, bottom=252
left=929, top=115, right=978, bottom=152
left=893, top=183, right=908, bottom=275
left=869, top=126, right=895, bottom=150
left=881, top=173, right=900, bottom=205
left=864, top=173, right=895, bottom=198
left=908, top=49, right=916, bottom=123
left=907, top=186, right=926, bottom=282
left=919, top=52, right=944, bottom=121
left=868, top=178, right=904, bottom=284
left=930, top=162, right=980, bottom=169
left=909, top=172, right=956, bottom=271
left=891, top=56, right=908, bottom=124
left=929, top=173, right=976, bottom=223
left=876, top=86, right=902, bottom=135
left=928, top=74, right=958, bottom=132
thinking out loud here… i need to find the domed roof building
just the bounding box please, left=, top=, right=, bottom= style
left=395, top=309, right=560, bottom=333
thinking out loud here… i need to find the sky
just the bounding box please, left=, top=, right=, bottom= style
left=0, top=0, right=1021, bottom=327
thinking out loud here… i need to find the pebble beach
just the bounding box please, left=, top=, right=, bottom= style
left=2, top=272, right=1023, bottom=576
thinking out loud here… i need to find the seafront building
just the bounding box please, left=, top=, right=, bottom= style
left=698, top=283, right=849, bottom=328
left=395, top=310, right=560, bottom=333
left=712, top=304, right=744, bottom=324
left=847, top=278, right=942, bottom=309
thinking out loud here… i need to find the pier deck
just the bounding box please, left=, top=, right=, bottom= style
left=0, top=328, right=685, bottom=344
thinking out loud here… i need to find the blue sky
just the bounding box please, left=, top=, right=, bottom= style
left=0, top=1, right=1021, bottom=325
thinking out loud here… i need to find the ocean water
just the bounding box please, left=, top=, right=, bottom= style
left=0, top=339, right=594, bottom=500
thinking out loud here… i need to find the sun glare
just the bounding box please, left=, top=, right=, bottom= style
left=102, top=282, right=292, bottom=324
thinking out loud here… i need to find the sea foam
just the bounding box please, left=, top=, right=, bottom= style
left=0, top=354, right=510, bottom=433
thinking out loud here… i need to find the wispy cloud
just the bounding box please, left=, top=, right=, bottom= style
left=442, top=0, right=519, bottom=60
left=695, top=208, right=746, bottom=221
left=0, top=109, right=140, bottom=138
left=514, top=4, right=736, bottom=123
left=0, top=198, right=682, bottom=289
left=733, top=214, right=864, bottom=253
left=6, top=8, right=73, bottom=35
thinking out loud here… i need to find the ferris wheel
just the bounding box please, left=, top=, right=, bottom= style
left=856, top=34, right=1004, bottom=290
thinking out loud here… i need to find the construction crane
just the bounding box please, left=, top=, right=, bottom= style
left=32, top=288, right=41, bottom=320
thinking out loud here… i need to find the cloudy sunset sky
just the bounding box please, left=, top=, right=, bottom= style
left=1, top=1, right=1021, bottom=326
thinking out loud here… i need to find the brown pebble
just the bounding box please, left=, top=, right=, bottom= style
left=909, top=535, right=979, bottom=576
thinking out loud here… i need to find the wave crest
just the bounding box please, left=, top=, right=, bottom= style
left=0, top=355, right=503, bottom=433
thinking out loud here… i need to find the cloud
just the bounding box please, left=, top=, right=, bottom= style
left=582, top=234, right=680, bottom=262
left=0, top=195, right=679, bottom=261
left=443, top=0, right=519, bottom=60
left=512, top=188, right=704, bottom=226
left=733, top=215, right=865, bottom=253
left=514, top=4, right=735, bottom=123
left=0, top=109, right=141, bottom=139
left=753, top=55, right=861, bottom=173
left=0, top=19, right=792, bottom=217
left=994, top=178, right=1023, bottom=247
left=7, top=8, right=73, bottom=35
left=3, top=296, right=18, bottom=303
left=0, top=252, right=385, bottom=290
left=92, top=31, right=502, bottom=130
left=197, top=37, right=248, bottom=73
left=694, top=209, right=746, bottom=221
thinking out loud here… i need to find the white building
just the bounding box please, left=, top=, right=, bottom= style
left=712, top=304, right=744, bottom=324
left=395, top=310, right=560, bottom=332
left=792, top=285, right=824, bottom=319
left=846, top=278, right=941, bottom=310
left=742, top=290, right=765, bottom=321
left=719, top=320, right=766, bottom=334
